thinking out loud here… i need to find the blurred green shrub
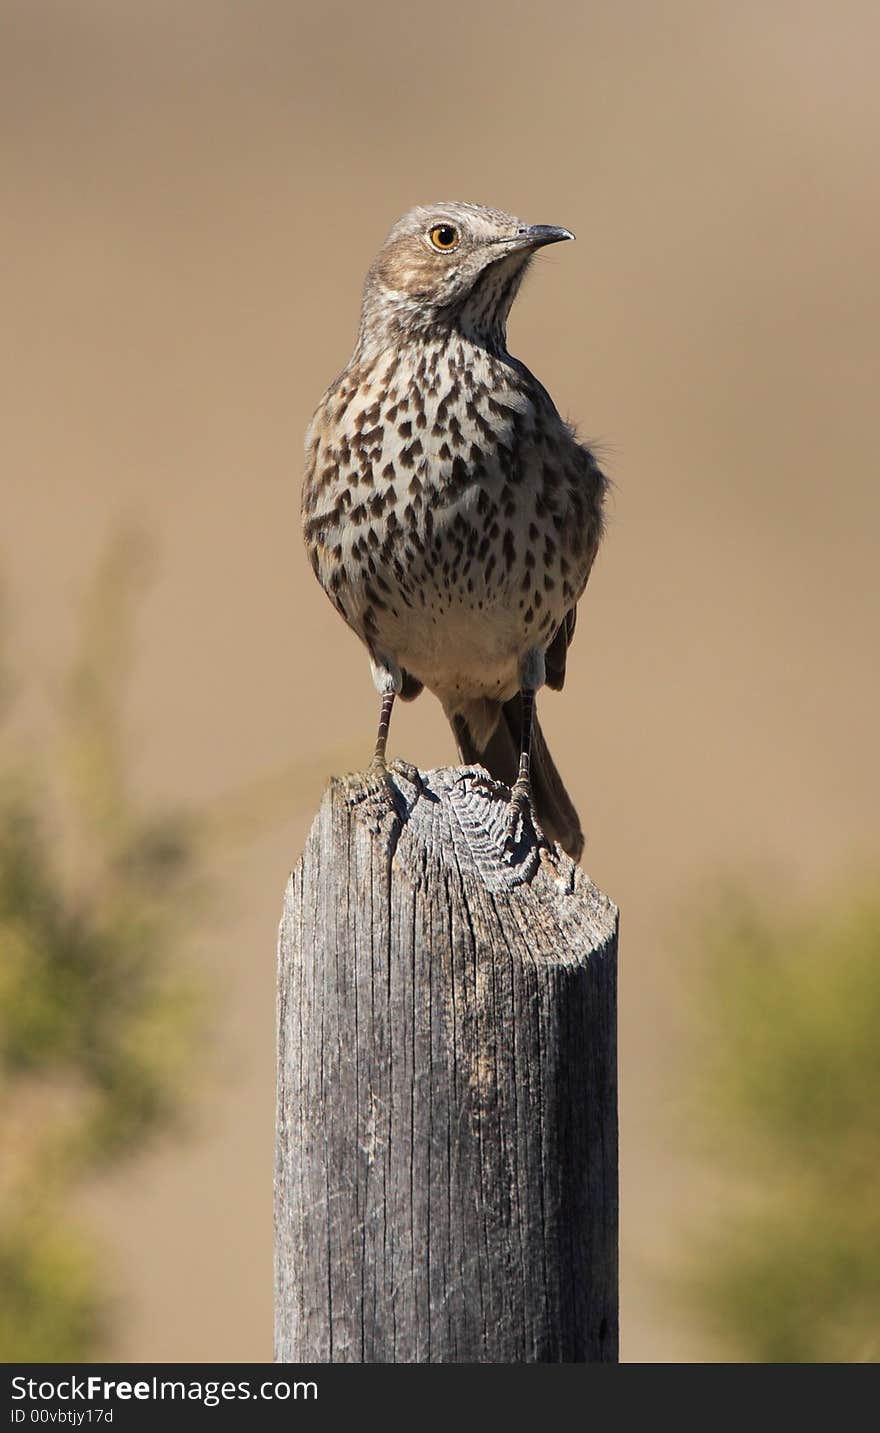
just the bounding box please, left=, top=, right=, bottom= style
left=682, top=883, right=880, bottom=1362
left=0, top=531, right=203, bottom=1359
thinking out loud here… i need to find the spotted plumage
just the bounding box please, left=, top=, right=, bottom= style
left=302, top=201, right=607, bottom=859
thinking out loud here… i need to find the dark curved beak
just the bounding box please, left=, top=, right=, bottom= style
left=492, top=223, right=575, bottom=254
left=521, top=223, right=575, bottom=249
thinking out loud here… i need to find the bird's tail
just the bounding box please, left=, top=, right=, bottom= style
left=449, top=695, right=584, bottom=862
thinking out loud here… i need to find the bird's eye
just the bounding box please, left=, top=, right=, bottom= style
left=428, top=224, right=460, bottom=252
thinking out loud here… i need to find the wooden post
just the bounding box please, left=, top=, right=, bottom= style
left=274, top=763, right=618, bottom=1363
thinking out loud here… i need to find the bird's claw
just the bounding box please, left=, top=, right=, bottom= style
left=389, top=758, right=425, bottom=798
left=341, top=760, right=395, bottom=811
left=340, top=763, right=401, bottom=845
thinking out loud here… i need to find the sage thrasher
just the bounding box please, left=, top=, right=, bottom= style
left=302, top=201, right=608, bottom=860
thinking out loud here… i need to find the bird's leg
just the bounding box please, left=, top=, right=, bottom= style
left=368, top=685, right=424, bottom=806
left=370, top=690, right=396, bottom=776
left=505, top=647, right=545, bottom=847
left=506, top=686, right=536, bottom=842
left=367, top=653, right=403, bottom=780
left=343, top=659, right=401, bottom=823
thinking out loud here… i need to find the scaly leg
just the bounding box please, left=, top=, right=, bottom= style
left=505, top=686, right=536, bottom=842
left=369, top=689, right=396, bottom=775
left=367, top=651, right=403, bottom=779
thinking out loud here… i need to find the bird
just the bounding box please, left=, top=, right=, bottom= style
left=301, top=201, right=608, bottom=861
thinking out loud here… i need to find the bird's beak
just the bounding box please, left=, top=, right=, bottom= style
left=520, top=224, right=575, bottom=249
left=491, top=223, right=575, bottom=254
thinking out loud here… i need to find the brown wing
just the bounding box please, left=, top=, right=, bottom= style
left=545, top=605, right=577, bottom=691
left=545, top=512, right=604, bottom=690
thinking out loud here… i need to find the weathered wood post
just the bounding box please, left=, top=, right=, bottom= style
left=275, top=763, right=618, bottom=1363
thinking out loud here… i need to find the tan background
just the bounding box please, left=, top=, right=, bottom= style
left=3, top=0, right=878, bottom=1360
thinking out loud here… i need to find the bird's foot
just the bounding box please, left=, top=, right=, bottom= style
left=341, top=759, right=397, bottom=820
left=366, top=753, right=391, bottom=781
left=389, top=758, right=425, bottom=799
left=342, top=758, right=423, bottom=842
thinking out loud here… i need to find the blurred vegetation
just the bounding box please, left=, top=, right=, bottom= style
left=0, top=530, right=351, bottom=1361
left=0, top=532, right=205, bottom=1359
left=681, top=882, right=880, bottom=1362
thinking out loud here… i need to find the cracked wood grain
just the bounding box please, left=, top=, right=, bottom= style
left=274, top=763, right=618, bottom=1363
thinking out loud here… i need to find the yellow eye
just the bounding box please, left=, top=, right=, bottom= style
left=428, top=223, right=460, bottom=252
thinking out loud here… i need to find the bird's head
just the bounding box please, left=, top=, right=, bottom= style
left=358, top=201, right=574, bottom=352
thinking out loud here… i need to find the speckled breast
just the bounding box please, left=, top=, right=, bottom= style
left=302, top=340, right=603, bottom=697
